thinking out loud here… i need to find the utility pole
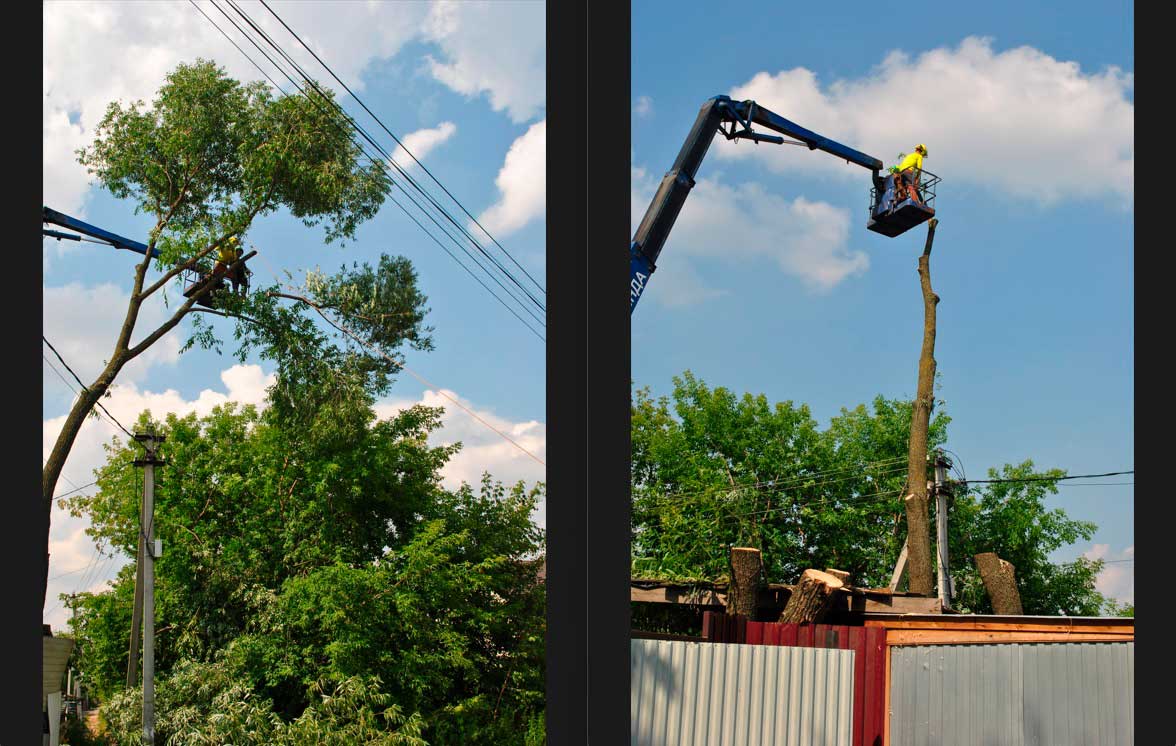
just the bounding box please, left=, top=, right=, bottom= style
left=126, top=515, right=145, bottom=688
left=132, top=432, right=165, bottom=746
left=67, top=593, right=77, bottom=707
left=933, top=451, right=953, bottom=608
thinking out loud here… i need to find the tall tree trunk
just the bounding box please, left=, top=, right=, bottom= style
left=41, top=362, right=124, bottom=611
left=904, top=219, right=939, bottom=597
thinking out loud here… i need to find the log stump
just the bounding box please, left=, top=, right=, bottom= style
left=974, top=552, right=1023, bottom=615
left=726, top=547, right=763, bottom=618
left=778, top=569, right=844, bottom=624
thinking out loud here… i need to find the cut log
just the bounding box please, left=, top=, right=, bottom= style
left=726, top=547, right=763, bottom=618
left=974, top=552, right=1024, bottom=615
left=825, top=568, right=852, bottom=586
left=777, top=569, right=844, bottom=624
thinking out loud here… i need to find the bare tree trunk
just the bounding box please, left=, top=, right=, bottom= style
left=975, top=552, right=1024, bottom=615
left=904, top=218, right=939, bottom=597
left=726, top=547, right=763, bottom=618
left=41, top=361, right=124, bottom=611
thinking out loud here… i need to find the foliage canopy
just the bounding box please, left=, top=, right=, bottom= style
left=631, top=372, right=1114, bottom=617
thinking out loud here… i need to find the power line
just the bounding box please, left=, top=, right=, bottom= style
left=248, top=0, right=546, bottom=313
left=43, top=336, right=134, bottom=438
left=53, top=482, right=98, bottom=501
left=961, top=471, right=1133, bottom=485
left=194, top=0, right=545, bottom=338
left=202, top=0, right=546, bottom=340
left=635, top=457, right=911, bottom=508
left=43, top=352, right=132, bottom=441
left=257, top=0, right=545, bottom=299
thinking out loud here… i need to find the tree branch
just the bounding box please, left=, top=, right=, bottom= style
left=125, top=292, right=202, bottom=361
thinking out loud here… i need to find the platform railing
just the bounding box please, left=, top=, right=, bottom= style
left=870, top=168, right=940, bottom=214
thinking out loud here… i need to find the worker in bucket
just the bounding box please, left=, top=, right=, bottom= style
left=212, top=236, right=246, bottom=294
left=895, top=144, right=928, bottom=205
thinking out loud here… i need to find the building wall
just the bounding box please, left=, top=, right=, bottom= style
left=889, top=642, right=1133, bottom=746
left=631, top=638, right=855, bottom=746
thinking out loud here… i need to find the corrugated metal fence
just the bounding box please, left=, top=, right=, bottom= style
left=631, top=638, right=856, bottom=746
left=702, top=612, right=887, bottom=746
left=890, top=642, right=1134, bottom=746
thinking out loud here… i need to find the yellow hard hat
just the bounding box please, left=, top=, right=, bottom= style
left=916, top=144, right=928, bottom=156
left=228, top=236, right=239, bottom=244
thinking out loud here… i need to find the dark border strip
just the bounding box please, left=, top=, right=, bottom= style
left=546, top=0, right=589, bottom=742
left=585, top=0, right=632, bottom=743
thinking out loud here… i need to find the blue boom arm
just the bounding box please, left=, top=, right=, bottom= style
left=630, top=96, right=883, bottom=314
left=42, top=205, right=159, bottom=258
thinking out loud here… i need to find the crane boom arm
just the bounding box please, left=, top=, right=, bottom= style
left=42, top=205, right=159, bottom=258
left=630, top=96, right=881, bottom=313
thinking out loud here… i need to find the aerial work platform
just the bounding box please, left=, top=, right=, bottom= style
left=867, top=170, right=940, bottom=237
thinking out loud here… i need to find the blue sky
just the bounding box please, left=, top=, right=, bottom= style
left=631, top=3, right=1133, bottom=603
left=43, top=1, right=545, bottom=628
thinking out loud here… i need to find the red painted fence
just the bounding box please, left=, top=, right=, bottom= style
left=702, top=612, right=886, bottom=746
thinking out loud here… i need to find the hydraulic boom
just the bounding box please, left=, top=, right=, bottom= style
left=631, top=95, right=916, bottom=314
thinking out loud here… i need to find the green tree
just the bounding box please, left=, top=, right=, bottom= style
left=632, top=372, right=1109, bottom=616
left=67, top=385, right=544, bottom=743
left=43, top=58, right=399, bottom=608
left=946, top=461, right=1105, bottom=615
left=631, top=371, right=948, bottom=587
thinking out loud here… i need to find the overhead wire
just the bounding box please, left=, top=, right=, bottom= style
left=44, top=336, right=135, bottom=438
left=186, top=1, right=549, bottom=460
left=635, top=457, right=910, bottom=508
left=195, top=0, right=547, bottom=338
left=43, top=353, right=131, bottom=441
left=256, top=0, right=546, bottom=299
left=961, top=471, right=1133, bottom=485
left=635, top=463, right=1137, bottom=527
left=227, top=0, right=544, bottom=311
left=201, top=0, right=545, bottom=340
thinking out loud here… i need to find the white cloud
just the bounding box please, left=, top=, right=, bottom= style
left=1083, top=543, right=1134, bottom=605
left=43, top=364, right=276, bottom=630
left=43, top=1, right=428, bottom=217
left=631, top=165, right=867, bottom=304
left=42, top=282, right=185, bottom=395
left=641, top=261, right=728, bottom=309
left=422, top=0, right=545, bottom=123
left=716, top=37, right=1133, bottom=205
left=477, top=119, right=546, bottom=236
left=374, top=389, right=546, bottom=526
left=634, top=95, right=653, bottom=118
left=391, top=121, right=457, bottom=168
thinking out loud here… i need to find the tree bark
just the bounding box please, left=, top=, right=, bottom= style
left=825, top=568, right=852, bottom=586
left=904, top=218, right=939, bottom=597
left=726, top=547, right=763, bottom=618
left=975, top=552, right=1024, bottom=615
left=778, top=569, right=844, bottom=624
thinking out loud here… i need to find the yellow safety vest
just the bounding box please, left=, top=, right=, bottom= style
left=897, top=152, right=923, bottom=172
left=217, top=244, right=237, bottom=263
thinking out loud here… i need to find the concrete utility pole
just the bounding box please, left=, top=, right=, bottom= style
left=132, top=433, right=165, bottom=746
left=127, top=519, right=145, bottom=688
left=933, top=451, right=953, bottom=607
